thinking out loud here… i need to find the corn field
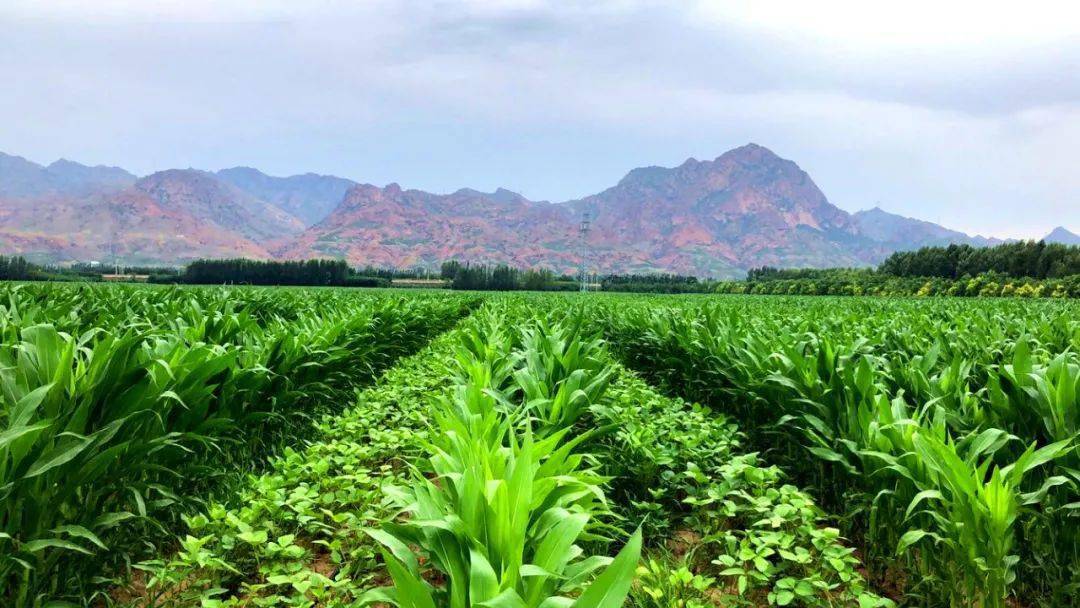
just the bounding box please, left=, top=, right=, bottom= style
left=0, top=285, right=1076, bottom=607
left=0, top=284, right=475, bottom=604
left=594, top=295, right=1079, bottom=607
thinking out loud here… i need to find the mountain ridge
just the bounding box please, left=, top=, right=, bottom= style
left=215, top=166, right=356, bottom=226
left=0, top=152, right=136, bottom=197
left=134, top=169, right=305, bottom=243
left=0, top=146, right=1070, bottom=275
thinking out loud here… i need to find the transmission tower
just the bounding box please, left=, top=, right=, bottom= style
left=578, top=209, right=591, bottom=292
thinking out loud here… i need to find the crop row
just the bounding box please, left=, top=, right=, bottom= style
left=118, top=296, right=889, bottom=607
left=591, top=295, right=1079, bottom=607
left=0, top=284, right=475, bottom=605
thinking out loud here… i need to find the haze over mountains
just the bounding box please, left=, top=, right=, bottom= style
left=0, top=145, right=1069, bottom=278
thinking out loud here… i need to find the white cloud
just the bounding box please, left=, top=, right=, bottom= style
left=693, top=0, right=1080, bottom=50
left=0, top=0, right=1077, bottom=237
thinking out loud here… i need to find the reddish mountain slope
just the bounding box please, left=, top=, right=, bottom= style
left=0, top=168, right=302, bottom=264
left=135, top=170, right=304, bottom=242
left=559, top=144, right=864, bottom=275
left=281, top=144, right=876, bottom=276
left=0, top=188, right=268, bottom=264
left=0, top=145, right=1015, bottom=274
left=276, top=184, right=580, bottom=269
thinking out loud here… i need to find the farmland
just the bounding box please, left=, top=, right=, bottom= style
left=0, top=285, right=1077, bottom=607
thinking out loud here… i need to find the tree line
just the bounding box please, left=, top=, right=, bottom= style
left=439, top=260, right=577, bottom=291
left=0, top=256, right=38, bottom=280
left=715, top=271, right=1080, bottom=298
left=4, top=238, right=1077, bottom=295
left=599, top=273, right=716, bottom=293
left=438, top=260, right=724, bottom=292
left=0, top=256, right=181, bottom=282
left=877, top=240, right=1079, bottom=279
left=167, top=258, right=392, bottom=287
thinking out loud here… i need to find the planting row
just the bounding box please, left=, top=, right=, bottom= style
left=0, top=284, right=476, bottom=605
left=597, top=367, right=889, bottom=607
left=116, top=297, right=888, bottom=607
left=591, top=295, right=1079, bottom=607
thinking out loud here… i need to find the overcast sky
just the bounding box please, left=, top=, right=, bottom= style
left=2, top=1, right=1077, bottom=238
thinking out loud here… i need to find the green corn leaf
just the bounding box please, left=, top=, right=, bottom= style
left=469, top=549, right=501, bottom=603
left=382, top=550, right=437, bottom=608
left=896, top=529, right=936, bottom=555
left=569, top=527, right=642, bottom=608
left=478, top=588, right=528, bottom=608
left=904, top=490, right=944, bottom=521
left=24, top=433, right=94, bottom=478
left=50, top=525, right=107, bottom=550
left=366, top=528, right=421, bottom=575
left=21, top=538, right=93, bottom=555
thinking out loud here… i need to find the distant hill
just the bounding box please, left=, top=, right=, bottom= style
left=215, top=167, right=356, bottom=226
left=0, top=180, right=268, bottom=265
left=1044, top=226, right=1080, bottom=245
left=276, top=183, right=580, bottom=271
left=0, top=152, right=135, bottom=197
left=135, top=169, right=304, bottom=243
left=0, top=146, right=1040, bottom=274
left=851, top=207, right=1002, bottom=249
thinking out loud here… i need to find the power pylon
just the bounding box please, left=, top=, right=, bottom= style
left=578, top=210, right=591, bottom=292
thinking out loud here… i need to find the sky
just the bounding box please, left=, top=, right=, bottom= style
left=2, top=0, right=1078, bottom=238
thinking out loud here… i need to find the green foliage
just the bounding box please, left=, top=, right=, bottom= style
left=594, top=294, right=1080, bottom=607
left=597, top=367, right=889, bottom=607
left=128, top=300, right=647, bottom=608
left=131, top=326, right=463, bottom=606
left=367, top=306, right=641, bottom=607
left=0, top=256, right=39, bottom=280
left=13, top=287, right=1074, bottom=608
left=718, top=270, right=1080, bottom=298
left=879, top=240, right=1080, bottom=279
left=600, top=274, right=717, bottom=294
left=0, top=283, right=475, bottom=604
left=442, top=260, right=573, bottom=291
left=631, top=556, right=717, bottom=608
left=180, top=258, right=353, bottom=286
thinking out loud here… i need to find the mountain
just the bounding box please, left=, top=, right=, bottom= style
left=0, top=186, right=269, bottom=264
left=0, top=146, right=1021, bottom=273
left=134, top=169, right=304, bottom=242
left=215, top=167, right=356, bottom=226
left=0, top=152, right=135, bottom=197
left=44, top=159, right=136, bottom=193
left=280, top=144, right=996, bottom=277
left=0, top=165, right=302, bottom=264
left=558, top=144, right=865, bottom=275
left=1044, top=226, right=1080, bottom=245
left=852, top=207, right=1002, bottom=251
left=276, top=184, right=579, bottom=270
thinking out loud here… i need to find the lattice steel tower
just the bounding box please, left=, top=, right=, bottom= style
left=578, top=209, right=591, bottom=292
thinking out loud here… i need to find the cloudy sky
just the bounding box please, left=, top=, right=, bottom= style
left=2, top=1, right=1077, bottom=238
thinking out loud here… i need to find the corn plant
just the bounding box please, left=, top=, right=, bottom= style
left=591, top=294, right=1080, bottom=606
left=514, top=316, right=614, bottom=433
left=367, top=310, right=642, bottom=608
left=0, top=283, right=476, bottom=604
